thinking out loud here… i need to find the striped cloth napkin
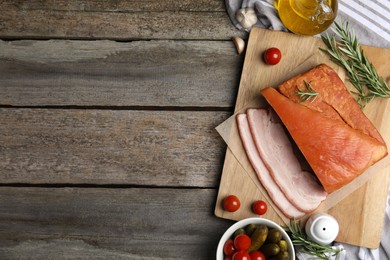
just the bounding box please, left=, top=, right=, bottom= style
left=337, top=0, right=389, bottom=48
left=225, top=0, right=390, bottom=48
left=225, top=1, right=390, bottom=259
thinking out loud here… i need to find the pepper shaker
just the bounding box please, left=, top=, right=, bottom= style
left=305, top=213, right=339, bottom=245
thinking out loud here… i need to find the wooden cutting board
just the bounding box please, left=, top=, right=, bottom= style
left=215, top=28, right=390, bottom=248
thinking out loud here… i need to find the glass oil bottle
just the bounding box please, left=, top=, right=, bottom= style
left=274, top=0, right=338, bottom=35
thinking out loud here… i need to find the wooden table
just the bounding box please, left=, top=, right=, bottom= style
left=0, top=1, right=248, bottom=258
left=1, top=1, right=388, bottom=259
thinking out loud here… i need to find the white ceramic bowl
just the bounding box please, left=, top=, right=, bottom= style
left=216, top=217, right=295, bottom=260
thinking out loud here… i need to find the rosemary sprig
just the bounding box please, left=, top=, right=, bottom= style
left=288, top=220, right=343, bottom=260
left=296, top=80, right=318, bottom=103
left=320, top=20, right=390, bottom=108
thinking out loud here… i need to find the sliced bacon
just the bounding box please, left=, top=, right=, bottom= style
left=236, top=113, right=305, bottom=218
left=246, top=108, right=327, bottom=213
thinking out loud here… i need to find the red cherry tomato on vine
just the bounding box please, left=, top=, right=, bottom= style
left=223, top=239, right=236, bottom=256
left=223, top=195, right=241, bottom=212
left=263, top=47, right=282, bottom=65
left=250, top=250, right=266, bottom=260
left=232, top=250, right=251, bottom=260
left=234, top=234, right=251, bottom=251
left=252, top=200, right=268, bottom=215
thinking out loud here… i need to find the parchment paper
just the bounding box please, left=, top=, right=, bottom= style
left=216, top=54, right=390, bottom=223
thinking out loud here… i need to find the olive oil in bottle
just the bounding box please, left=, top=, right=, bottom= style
left=274, top=0, right=337, bottom=35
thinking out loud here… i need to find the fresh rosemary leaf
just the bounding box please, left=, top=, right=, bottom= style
left=321, top=20, right=390, bottom=108
left=296, top=80, right=318, bottom=103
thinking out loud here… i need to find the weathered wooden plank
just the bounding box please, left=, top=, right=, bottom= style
left=0, top=0, right=244, bottom=40
left=0, top=187, right=234, bottom=259
left=0, top=108, right=230, bottom=186
left=2, top=0, right=225, bottom=12
left=0, top=40, right=244, bottom=107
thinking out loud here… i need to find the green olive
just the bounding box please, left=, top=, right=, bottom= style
left=233, top=228, right=246, bottom=238
left=266, top=229, right=283, bottom=243
left=260, top=243, right=280, bottom=257
left=245, top=223, right=257, bottom=237
left=278, top=239, right=288, bottom=252
left=269, top=251, right=289, bottom=260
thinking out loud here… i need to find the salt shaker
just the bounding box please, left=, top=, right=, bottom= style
left=305, top=213, right=339, bottom=245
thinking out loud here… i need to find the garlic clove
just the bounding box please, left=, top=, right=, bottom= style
left=236, top=8, right=258, bottom=29
left=245, top=8, right=256, bottom=15
left=232, top=36, right=245, bottom=55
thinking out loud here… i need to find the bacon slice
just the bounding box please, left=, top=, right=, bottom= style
left=246, top=109, right=327, bottom=213
left=236, top=113, right=305, bottom=218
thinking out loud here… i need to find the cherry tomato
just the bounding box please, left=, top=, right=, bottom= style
left=223, top=239, right=236, bottom=256
left=232, top=250, right=251, bottom=260
left=250, top=250, right=266, bottom=260
left=263, top=47, right=282, bottom=65
left=223, top=195, right=241, bottom=212
left=234, top=234, right=251, bottom=251
left=252, top=200, right=268, bottom=215
left=224, top=257, right=232, bottom=260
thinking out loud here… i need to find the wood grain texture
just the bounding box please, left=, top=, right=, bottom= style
left=0, top=187, right=234, bottom=259
left=0, top=108, right=230, bottom=186
left=0, top=0, right=244, bottom=40
left=0, top=40, right=243, bottom=107
left=215, top=28, right=390, bottom=248
left=2, top=0, right=226, bottom=12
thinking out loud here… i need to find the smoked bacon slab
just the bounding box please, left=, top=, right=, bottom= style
left=261, top=64, right=388, bottom=193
